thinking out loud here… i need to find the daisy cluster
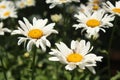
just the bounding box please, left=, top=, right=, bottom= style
left=0, top=0, right=120, bottom=78
left=0, top=0, right=17, bottom=19
left=0, top=0, right=36, bottom=36
left=15, top=0, right=35, bottom=9
left=0, top=0, right=35, bottom=19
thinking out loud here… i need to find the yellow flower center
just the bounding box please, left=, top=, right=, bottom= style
left=26, top=0, right=33, bottom=5
left=86, top=19, right=100, bottom=28
left=93, top=0, right=99, bottom=4
left=92, top=4, right=99, bottom=10
left=0, top=5, right=6, bottom=9
left=60, top=0, right=67, bottom=3
left=112, top=8, right=120, bottom=14
left=28, top=29, right=43, bottom=39
left=67, top=53, right=83, bottom=62
left=20, top=2, right=25, bottom=7
left=3, top=11, right=10, bottom=17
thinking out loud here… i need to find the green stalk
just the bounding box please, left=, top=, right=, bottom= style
left=0, top=58, right=8, bottom=80
left=71, top=70, right=75, bottom=80
left=107, top=16, right=117, bottom=79
left=31, top=47, right=37, bottom=80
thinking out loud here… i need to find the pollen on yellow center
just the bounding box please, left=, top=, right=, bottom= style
left=28, top=29, right=43, bottom=39
left=60, top=0, right=66, bottom=3
left=92, top=4, right=99, bottom=10
left=112, top=8, right=120, bottom=14
left=86, top=19, right=100, bottom=28
left=20, top=2, right=25, bottom=7
left=0, top=5, right=6, bottom=9
left=26, top=0, right=33, bottom=4
left=67, top=53, right=83, bottom=62
left=3, top=11, right=10, bottom=17
left=93, top=0, right=99, bottom=4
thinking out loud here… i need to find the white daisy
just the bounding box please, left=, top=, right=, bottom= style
left=0, top=1, right=17, bottom=19
left=15, top=0, right=27, bottom=9
left=0, top=1, right=14, bottom=10
left=85, top=32, right=99, bottom=40
left=0, top=22, right=11, bottom=35
left=73, top=9, right=115, bottom=37
left=0, top=6, right=17, bottom=19
left=87, top=0, right=101, bottom=11
left=49, top=40, right=103, bottom=74
left=25, top=0, right=35, bottom=7
left=15, top=0, right=35, bottom=9
left=46, top=0, right=80, bottom=9
left=102, top=1, right=120, bottom=16
left=51, top=14, right=62, bottom=22
left=12, top=17, right=58, bottom=52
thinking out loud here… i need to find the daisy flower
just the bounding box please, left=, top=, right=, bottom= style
left=87, top=0, right=100, bottom=11
left=51, top=14, right=62, bottom=22
left=0, top=22, right=11, bottom=35
left=15, top=0, right=26, bottom=9
left=102, top=1, right=120, bottom=16
left=0, top=1, right=14, bottom=10
left=46, top=0, right=80, bottom=9
left=25, top=0, right=35, bottom=7
left=15, top=0, right=35, bottom=9
left=49, top=40, right=103, bottom=74
left=73, top=9, right=115, bottom=38
left=0, top=1, right=17, bottom=19
left=12, top=17, right=58, bottom=52
left=0, top=6, right=17, bottom=19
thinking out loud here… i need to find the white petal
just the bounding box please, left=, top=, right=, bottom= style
left=55, top=42, right=72, bottom=57
left=65, top=64, right=76, bottom=71
left=0, top=31, right=4, bottom=35
left=71, top=40, right=76, bottom=50
left=18, top=38, right=27, bottom=45
left=49, top=4, right=56, bottom=9
left=33, top=17, right=37, bottom=26
left=35, top=19, right=48, bottom=28
left=42, top=37, right=51, bottom=47
left=3, top=28, right=11, bottom=32
left=87, top=66, right=96, bottom=74
left=0, top=22, right=4, bottom=28
left=27, top=40, right=34, bottom=52
left=18, top=20, right=28, bottom=32
left=36, top=39, right=40, bottom=48
left=78, top=64, right=85, bottom=69
left=23, top=17, right=32, bottom=29
left=45, top=39, right=51, bottom=47
left=39, top=40, right=46, bottom=52
left=49, top=57, right=59, bottom=61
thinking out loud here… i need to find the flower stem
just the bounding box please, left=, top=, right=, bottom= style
left=107, top=16, right=117, bottom=79
left=71, top=70, right=75, bottom=80
left=31, top=47, right=37, bottom=80
left=0, top=58, right=8, bottom=80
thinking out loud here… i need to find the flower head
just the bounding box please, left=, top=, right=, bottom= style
left=15, top=0, right=26, bottom=9
left=0, top=22, right=11, bottom=35
left=25, top=0, right=35, bottom=7
left=12, top=17, right=58, bottom=52
left=15, top=0, right=35, bottom=9
left=102, top=1, right=120, bottom=16
left=87, top=0, right=102, bottom=11
left=0, top=1, right=17, bottom=19
left=0, top=7, right=17, bottom=19
left=73, top=9, right=115, bottom=38
left=49, top=40, right=103, bottom=74
left=0, top=1, right=14, bottom=10
left=46, top=0, right=80, bottom=9
left=51, top=14, right=62, bottom=22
